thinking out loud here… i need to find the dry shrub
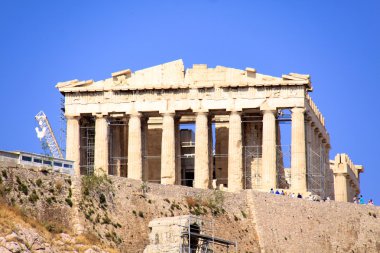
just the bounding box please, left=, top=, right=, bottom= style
left=185, top=196, right=197, bottom=209
left=55, top=180, right=63, bottom=193
left=0, top=201, right=50, bottom=239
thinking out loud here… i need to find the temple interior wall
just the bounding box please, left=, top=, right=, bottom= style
left=215, top=124, right=228, bottom=187
left=146, top=127, right=162, bottom=182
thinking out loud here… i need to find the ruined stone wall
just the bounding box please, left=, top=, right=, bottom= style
left=248, top=190, right=380, bottom=253
left=1, top=160, right=379, bottom=253
left=79, top=176, right=260, bottom=252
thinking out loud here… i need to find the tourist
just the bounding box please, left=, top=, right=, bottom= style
left=368, top=199, right=374, bottom=205
left=359, top=195, right=365, bottom=204
left=275, top=190, right=280, bottom=195
left=290, top=193, right=295, bottom=198
left=297, top=193, right=302, bottom=199
left=281, top=190, right=285, bottom=195
left=353, top=196, right=358, bottom=204
left=270, top=188, right=274, bottom=194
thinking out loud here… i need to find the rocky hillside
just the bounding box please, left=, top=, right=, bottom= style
left=0, top=203, right=116, bottom=253
left=0, top=159, right=379, bottom=253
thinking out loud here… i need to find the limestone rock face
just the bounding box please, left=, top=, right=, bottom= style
left=0, top=227, right=110, bottom=253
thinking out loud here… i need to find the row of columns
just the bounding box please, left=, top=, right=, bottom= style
left=66, top=107, right=311, bottom=192
left=305, top=113, right=331, bottom=197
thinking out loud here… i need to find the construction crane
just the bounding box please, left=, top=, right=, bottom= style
left=35, top=111, right=63, bottom=159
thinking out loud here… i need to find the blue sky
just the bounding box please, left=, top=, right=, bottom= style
left=0, top=1, right=379, bottom=202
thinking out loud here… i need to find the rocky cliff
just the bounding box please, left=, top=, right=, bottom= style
left=0, top=161, right=379, bottom=253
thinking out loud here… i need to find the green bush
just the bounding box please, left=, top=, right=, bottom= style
left=18, top=184, right=29, bottom=195
left=65, top=198, right=73, bottom=207
left=1, top=170, right=7, bottom=179
left=36, top=179, right=42, bottom=187
left=28, top=191, right=39, bottom=203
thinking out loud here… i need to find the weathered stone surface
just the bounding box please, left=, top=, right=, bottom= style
left=1, top=143, right=375, bottom=253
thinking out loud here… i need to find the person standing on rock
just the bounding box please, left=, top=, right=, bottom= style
left=359, top=195, right=365, bottom=204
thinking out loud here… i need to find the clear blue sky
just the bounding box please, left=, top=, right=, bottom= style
left=1, top=1, right=379, bottom=202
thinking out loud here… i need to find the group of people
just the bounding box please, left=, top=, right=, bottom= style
left=269, top=188, right=303, bottom=199
left=353, top=195, right=374, bottom=205
left=269, top=189, right=375, bottom=205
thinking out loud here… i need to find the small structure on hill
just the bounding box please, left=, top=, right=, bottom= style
left=144, top=215, right=237, bottom=253
left=0, top=150, right=74, bottom=175
left=331, top=153, right=364, bottom=202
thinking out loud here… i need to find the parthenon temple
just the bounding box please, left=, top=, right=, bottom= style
left=56, top=59, right=362, bottom=198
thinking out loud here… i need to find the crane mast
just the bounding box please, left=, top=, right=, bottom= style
left=35, top=111, right=63, bottom=159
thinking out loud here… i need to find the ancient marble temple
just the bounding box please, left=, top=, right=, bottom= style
left=56, top=59, right=353, bottom=197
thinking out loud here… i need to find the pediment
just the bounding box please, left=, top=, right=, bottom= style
left=57, top=59, right=311, bottom=92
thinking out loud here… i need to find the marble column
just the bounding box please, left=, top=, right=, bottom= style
left=128, top=113, right=143, bottom=180
left=175, top=118, right=182, bottom=185
left=334, top=173, right=348, bottom=202
left=262, top=110, right=277, bottom=190
left=291, top=107, right=307, bottom=193
left=94, top=115, right=109, bottom=176
left=194, top=112, right=210, bottom=189
left=161, top=113, right=176, bottom=184
left=228, top=111, right=243, bottom=192
left=66, top=116, right=81, bottom=175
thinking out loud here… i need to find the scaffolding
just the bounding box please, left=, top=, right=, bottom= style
left=276, top=145, right=291, bottom=189
left=243, top=145, right=290, bottom=190
left=306, top=144, right=327, bottom=197
left=108, top=119, right=128, bottom=176
left=80, top=117, right=95, bottom=175
left=244, top=145, right=262, bottom=189
left=179, top=216, right=237, bottom=253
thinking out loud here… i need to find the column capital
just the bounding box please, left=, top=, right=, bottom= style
left=129, top=112, right=142, bottom=118
left=261, top=109, right=277, bottom=115
left=65, top=115, right=80, bottom=120
left=194, top=111, right=209, bottom=116
left=160, top=112, right=175, bottom=117
left=228, top=110, right=242, bottom=115
left=291, top=107, right=306, bottom=114
left=93, top=113, right=108, bottom=119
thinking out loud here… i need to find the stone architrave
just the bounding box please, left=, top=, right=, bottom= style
left=161, top=113, right=176, bottom=184
left=94, top=115, right=109, bottom=176
left=128, top=113, right=143, bottom=180
left=291, top=107, right=307, bottom=193
left=228, top=111, right=243, bottom=192
left=194, top=112, right=210, bottom=189
left=66, top=116, right=80, bottom=175
left=261, top=110, right=277, bottom=190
